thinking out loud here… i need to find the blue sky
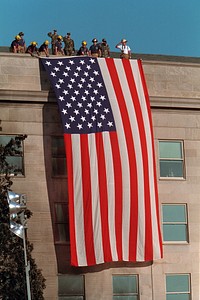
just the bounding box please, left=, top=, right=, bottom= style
left=1, top=0, right=200, bottom=57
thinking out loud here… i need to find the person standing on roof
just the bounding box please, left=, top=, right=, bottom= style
left=89, top=38, right=101, bottom=57
left=10, top=35, right=21, bottom=53
left=115, top=39, right=131, bottom=59
left=48, top=29, right=59, bottom=54
left=39, top=40, right=50, bottom=57
left=18, top=32, right=26, bottom=53
left=77, top=41, right=89, bottom=56
left=100, top=38, right=110, bottom=58
left=53, top=36, right=64, bottom=55
left=63, top=32, right=75, bottom=56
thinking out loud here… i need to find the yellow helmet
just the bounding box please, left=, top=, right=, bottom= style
left=31, top=41, right=37, bottom=46
left=15, top=35, right=21, bottom=40
left=82, top=41, right=87, bottom=45
left=58, top=35, right=62, bottom=40
left=44, top=40, right=49, bottom=45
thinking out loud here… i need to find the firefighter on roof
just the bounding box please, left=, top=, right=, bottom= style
left=115, top=39, right=131, bottom=59
left=10, top=35, right=21, bottom=53
left=39, top=40, right=50, bottom=57
left=63, top=32, right=75, bottom=56
left=89, top=38, right=101, bottom=57
left=77, top=41, right=89, bottom=56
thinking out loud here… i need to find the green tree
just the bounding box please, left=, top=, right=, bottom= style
left=0, top=135, right=46, bottom=300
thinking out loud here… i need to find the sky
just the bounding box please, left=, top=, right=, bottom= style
left=1, top=0, right=200, bottom=57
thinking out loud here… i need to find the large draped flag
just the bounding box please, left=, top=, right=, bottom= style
left=41, top=56, right=163, bottom=266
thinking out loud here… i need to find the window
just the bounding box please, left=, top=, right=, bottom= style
left=159, top=141, right=184, bottom=178
left=166, top=274, right=191, bottom=300
left=0, top=135, right=25, bottom=176
left=58, top=275, right=85, bottom=300
left=162, top=204, right=188, bottom=243
left=51, top=136, right=67, bottom=177
left=113, top=275, right=139, bottom=300
left=54, top=203, right=69, bottom=242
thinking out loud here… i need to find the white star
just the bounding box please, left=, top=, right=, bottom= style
left=59, top=96, right=64, bottom=101
left=97, top=82, right=103, bottom=88
left=93, top=89, right=98, bottom=95
left=74, top=72, right=79, bottom=77
left=89, top=58, right=95, bottom=64
left=54, top=67, right=60, bottom=72
left=45, top=61, right=51, bottom=66
left=68, top=84, right=73, bottom=89
left=81, top=96, right=86, bottom=101
left=58, top=78, right=64, bottom=84
left=63, top=90, right=69, bottom=95
left=70, top=78, right=75, bottom=83
left=104, top=108, right=110, bottom=113
left=87, top=83, right=92, bottom=88
left=96, top=102, right=102, bottom=107
left=69, top=116, right=75, bottom=122
left=97, top=122, right=102, bottom=128
left=94, top=109, right=98, bottom=115
left=65, top=66, right=71, bottom=71
left=77, top=123, right=83, bottom=130
left=100, top=114, right=106, bottom=120
left=69, top=60, right=75, bottom=65
left=107, top=121, right=113, bottom=127
left=91, top=115, right=96, bottom=121
left=77, top=102, right=83, bottom=108
left=87, top=103, right=92, bottom=108
left=89, top=77, right=95, bottom=82
left=74, top=90, right=80, bottom=95
left=81, top=78, right=86, bottom=83
left=66, top=102, right=72, bottom=108
left=58, top=61, right=63, bottom=66
left=87, top=122, right=93, bottom=128
left=91, top=96, right=95, bottom=101
left=78, top=83, right=83, bottom=88
left=100, top=95, right=106, bottom=101
left=84, top=71, right=89, bottom=77
left=63, top=72, right=69, bottom=77
left=81, top=116, right=86, bottom=122
left=70, top=96, right=76, bottom=101
left=62, top=109, right=67, bottom=115
left=85, top=109, right=89, bottom=115
left=74, top=109, right=79, bottom=115
left=93, top=70, right=99, bottom=76
left=79, top=60, right=85, bottom=65
left=76, top=66, right=82, bottom=71
left=55, top=84, right=61, bottom=89
left=50, top=72, right=56, bottom=77
left=84, top=90, right=89, bottom=95
left=65, top=123, right=70, bottom=129
left=86, top=65, right=91, bottom=70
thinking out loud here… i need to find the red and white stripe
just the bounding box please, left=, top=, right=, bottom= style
left=65, top=58, right=163, bottom=266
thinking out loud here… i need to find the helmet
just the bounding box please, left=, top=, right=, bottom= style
left=31, top=41, right=37, bottom=46
left=82, top=41, right=87, bottom=45
left=44, top=40, right=49, bottom=45
left=92, top=38, right=98, bottom=43
left=15, top=35, right=21, bottom=40
left=121, top=39, right=127, bottom=43
left=19, top=32, right=24, bottom=36
left=58, top=35, right=62, bottom=40
left=102, top=38, right=107, bottom=43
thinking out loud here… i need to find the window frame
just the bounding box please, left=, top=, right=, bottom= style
left=112, top=274, right=139, bottom=299
left=158, top=140, right=185, bottom=180
left=0, top=134, right=25, bottom=176
left=54, top=202, right=69, bottom=244
left=166, top=274, right=191, bottom=299
left=58, top=274, right=85, bottom=299
left=51, top=135, right=67, bottom=178
left=162, top=203, right=189, bottom=244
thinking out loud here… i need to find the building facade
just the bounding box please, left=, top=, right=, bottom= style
left=0, top=52, right=199, bottom=299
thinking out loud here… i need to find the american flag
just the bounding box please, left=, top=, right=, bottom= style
left=42, top=56, right=163, bottom=267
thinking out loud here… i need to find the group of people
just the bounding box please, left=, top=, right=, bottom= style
left=10, top=30, right=131, bottom=59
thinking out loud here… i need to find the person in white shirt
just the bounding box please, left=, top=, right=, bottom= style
left=115, top=39, right=131, bottom=59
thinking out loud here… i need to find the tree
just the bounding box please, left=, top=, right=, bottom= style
left=0, top=135, right=46, bottom=300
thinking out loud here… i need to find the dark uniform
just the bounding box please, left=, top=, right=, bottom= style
left=26, top=42, right=39, bottom=56
left=39, top=41, right=49, bottom=57
left=53, top=36, right=64, bottom=55
left=100, top=39, right=110, bottom=58
left=77, top=41, right=89, bottom=56
left=89, top=38, right=101, bottom=57
left=63, top=33, right=75, bottom=56
left=10, top=35, right=21, bottom=53
left=18, top=32, right=26, bottom=53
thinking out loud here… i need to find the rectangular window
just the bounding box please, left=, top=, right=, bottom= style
left=0, top=135, right=24, bottom=176
left=166, top=274, right=191, bottom=300
left=51, top=136, right=67, bottom=177
left=113, top=275, right=139, bottom=300
left=159, top=140, right=184, bottom=178
left=58, top=275, right=85, bottom=300
left=54, top=203, right=69, bottom=242
left=162, top=204, right=188, bottom=243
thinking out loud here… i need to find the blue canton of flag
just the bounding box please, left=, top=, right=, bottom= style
left=42, top=57, right=116, bottom=134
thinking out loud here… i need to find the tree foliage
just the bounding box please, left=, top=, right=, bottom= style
left=0, top=135, right=46, bottom=300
